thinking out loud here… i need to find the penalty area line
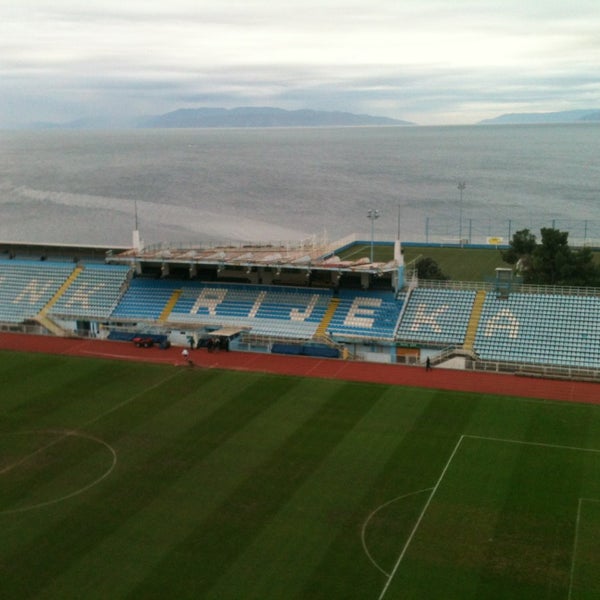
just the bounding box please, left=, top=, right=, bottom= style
left=378, top=435, right=466, bottom=600
left=568, top=497, right=600, bottom=600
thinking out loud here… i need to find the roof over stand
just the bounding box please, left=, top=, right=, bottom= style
left=109, top=235, right=399, bottom=275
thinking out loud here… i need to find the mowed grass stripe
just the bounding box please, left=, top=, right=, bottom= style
left=0, top=368, right=194, bottom=565
left=36, top=375, right=339, bottom=599
left=0, top=353, right=113, bottom=420
left=204, top=385, right=431, bottom=600
left=519, top=398, right=597, bottom=450
left=1, top=354, right=599, bottom=599
left=1, top=371, right=292, bottom=597
left=393, top=438, right=525, bottom=599
left=303, top=389, right=481, bottom=599
left=127, top=380, right=389, bottom=599
left=474, top=440, right=586, bottom=599
left=388, top=437, right=600, bottom=599
left=0, top=431, right=114, bottom=513
left=466, top=401, right=600, bottom=598
left=0, top=364, right=191, bottom=520
left=1, top=359, right=182, bottom=522
left=569, top=499, right=600, bottom=599
left=1, top=367, right=236, bottom=522
left=0, top=354, right=174, bottom=431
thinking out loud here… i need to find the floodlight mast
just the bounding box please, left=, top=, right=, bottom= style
left=457, top=181, right=466, bottom=245
left=132, top=199, right=142, bottom=251
left=367, top=209, right=380, bottom=262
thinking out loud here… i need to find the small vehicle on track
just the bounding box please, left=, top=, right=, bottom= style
left=132, top=336, right=154, bottom=348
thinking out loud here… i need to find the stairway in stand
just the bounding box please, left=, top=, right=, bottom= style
left=463, top=290, right=486, bottom=351
left=35, top=266, right=84, bottom=337
left=159, top=289, right=183, bottom=322
left=313, top=297, right=339, bottom=340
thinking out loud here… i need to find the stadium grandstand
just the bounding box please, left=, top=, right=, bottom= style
left=0, top=234, right=598, bottom=381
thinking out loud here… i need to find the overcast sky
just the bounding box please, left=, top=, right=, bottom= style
left=2, top=0, right=600, bottom=127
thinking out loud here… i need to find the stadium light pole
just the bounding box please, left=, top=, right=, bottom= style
left=367, top=209, right=380, bottom=262
left=132, top=199, right=142, bottom=251
left=457, top=180, right=466, bottom=245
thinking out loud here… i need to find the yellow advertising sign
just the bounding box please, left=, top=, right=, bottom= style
left=487, top=237, right=504, bottom=245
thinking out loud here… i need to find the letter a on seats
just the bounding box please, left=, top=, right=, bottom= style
left=484, top=308, right=520, bottom=339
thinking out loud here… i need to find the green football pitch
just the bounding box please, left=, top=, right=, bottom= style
left=1, top=351, right=599, bottom=599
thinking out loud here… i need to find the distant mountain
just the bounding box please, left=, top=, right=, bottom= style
left=579, top=111, right=600, bottom=121
left=24, top=107, right=413, bottom=130
left=139, top=107, right=414, bottom=128
left=479, top=109, right=600, bottom=125
left=27, top=116, right=138, bottom=130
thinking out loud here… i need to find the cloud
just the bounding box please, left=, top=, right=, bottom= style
left=1, top=1, right=600, bottom=126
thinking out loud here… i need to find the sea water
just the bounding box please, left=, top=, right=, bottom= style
left=1, top=124, right=599, bottom=246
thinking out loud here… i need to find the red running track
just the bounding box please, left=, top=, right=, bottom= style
left=1, top=332, right=598, bottom=405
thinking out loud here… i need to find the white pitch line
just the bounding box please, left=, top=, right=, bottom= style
left=568, top=497, right=585, bottom=600
left=464, top=435, right=600, bottom=454
left=0, top=430, right=117, bottom=515
left=361, top=488, right=433, bottom=577
left=568, top=497, right=600, bottom=600
left=1, top=371, right=178, bottom=477
left=79, top=370, right=182, bottom=430
left=0, top=430, right=68, bottom=476
left=0, top=371, right=180, bottom=513
left=378, top=435, right=466, bottom=600
left=376, top=434, right=600, bottom=599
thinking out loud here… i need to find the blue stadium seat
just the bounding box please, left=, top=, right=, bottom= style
left=327, top=290, right=404, bottom=340
left=396, top=288, right=476, bottom=345
left=474, top=293, right=600, bottom=368
left=0, top=260, right=74, bottom=323
left=112, top=280, right=332, bottom=339
left=50, top=264, right=131, bottom=319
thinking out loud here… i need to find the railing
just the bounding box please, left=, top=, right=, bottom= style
left=0, top=322, right=48, bottom=335
left=467, top=358, right=600, bottom=382
left=238, top=332, right=302, bottom=350
left=431, top=345, right=462, bottom=365
left=417, top=278, right=600, bottom=297
left=3, top=320, right=598, bottom=382
left=309, top=233, right=357, bottom=260
left=140, top=232, right=336, bottom=255
left=407, top=346, right=600, bottom=382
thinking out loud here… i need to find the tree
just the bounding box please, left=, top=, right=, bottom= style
left=530, top=228, right=573, bottom=285
left=416, top=257, right=449, bottom=280
left=501, top=228, right=537, bottom=267
left=567, top=245, right=600, bottom=286
left=505, top=227, right=600, bottom=286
